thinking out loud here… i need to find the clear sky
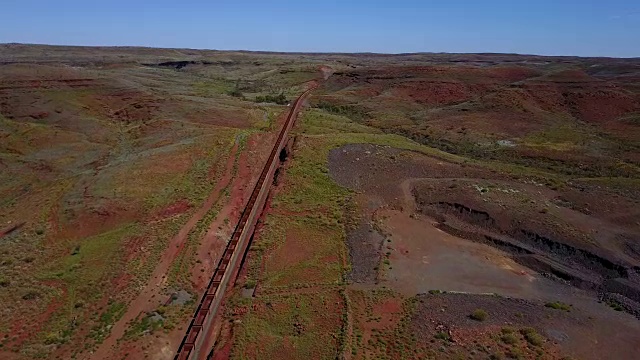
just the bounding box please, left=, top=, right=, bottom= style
left=1, top=0, right=639, bottom=57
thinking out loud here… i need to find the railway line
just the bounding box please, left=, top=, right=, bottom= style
left=174, top=84, right=316, bottom=360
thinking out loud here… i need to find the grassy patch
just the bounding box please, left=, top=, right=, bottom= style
left=521, top=327, right=544, bottom=347
left=167, top=132, right=245, bottom=289
left=313, top=102, right=368, bottom=122
left=300, top=109, right=380, bottom=135
left=357, top=296, right=423, bottom=359
left=272, top=136, right=352, bottom=214
left=124, top=313, right=164, bottom=339
left=39, top=223, right=139, bottom=345
left=193, top=78, right=236, bottom=97
left=167, top=203, right=220, bottom=289
left=259, top=215, right=346, bottom=288
left=545, top=301, right=572, bottom=312
left=89, top=301, right=127, bottom=343
left=523, top=124, right=594, bottom=151
left=231, top=292, right=344, bottom=360
left=140, top=130, right=238, bottom=210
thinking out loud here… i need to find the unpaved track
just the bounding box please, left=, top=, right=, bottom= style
left=91, top=143, right=241, bottom=360
left=175, top=84, right=317, bottom=360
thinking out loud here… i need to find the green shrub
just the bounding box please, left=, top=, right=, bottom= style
left=227, top=89, right=243, bottom=97
left=244, top=279, right=257, bottom=289
left=22, top=289, right=40, bottom=300
left=545, top=301, right=571, bottom=312
left=314, top=102, right=367, bottom=120
left=608, top=301, right=624, bottom=311
left=255, top=93, right=288, bottom=105
left=501, top=333, right=518, bottom=345
left=434, top=332, right=451, bottom=341
left=501, top=327, right=515, bottom=334
left=507, top=347, right=525, bottom=360
left=470, top=309, right=488, bottom=321
left=521, top=327, right=544, bottom=346
left=44, top=332, right=63, bottom=345
left=156, top=306, right=167, bottom=315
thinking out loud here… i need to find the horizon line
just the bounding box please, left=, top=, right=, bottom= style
left=2, top=42, right=639, bottom=60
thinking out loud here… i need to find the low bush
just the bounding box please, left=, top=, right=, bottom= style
left=501, top=333, right=518, bottom=345
left=521, top=327, right=544, bottom=346
left=244, top=279, right=257, bottom=289
left=608, top=301, right=624, bottom=311
left=22, top=289, right=40, bottom=300
left=470, top=309, right=488, bottom=321
left=545, top=301, right=571, bottom=312
left=434, top=331, right=451, bottom=341
left=255, top=93, right=288, bottom=105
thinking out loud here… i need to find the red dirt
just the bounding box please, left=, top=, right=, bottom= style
left=91, top=142, right=241, bottom=360
left=55, top=201, right=139, bottom=243
left=319, top=65, right=335, bottom=80
left=190, top=133, right=270, bottom=291
left=391, top=81, right=473, bottom=106
left=85, top=91, right=161, bottom=124
left=267, top=228, right=316, bottom=270
left=153, top=200, right=192, bottom=220
left=5, top=280, right=67, bottom=349
left=211, top=339, right=232, bottom=360
left=190, top=99, right=304, bottom=360
left=349, top=291, right=405, bottom=359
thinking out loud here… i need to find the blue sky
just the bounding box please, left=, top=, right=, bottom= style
left=1, top=0, right=639, bottom=57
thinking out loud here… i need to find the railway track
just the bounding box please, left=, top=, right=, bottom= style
left=174, top=84, right=316, bottom=360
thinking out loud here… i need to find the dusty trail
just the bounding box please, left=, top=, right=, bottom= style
left=90, top=142, right=241, bottom=360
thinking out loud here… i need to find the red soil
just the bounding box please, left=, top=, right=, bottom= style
left=190, top=131, right=278, bottom=358
left=211, top=340, right=232, bottom=360
left=391, top=81, right=473, bottom=106
left=56, top=202, right=139, bottom=243
left=152, top=200, right=192, bottom=221
left=5, top=280, right=67, bottom=349
left=91, top=142, right=240, bottom=360
left=86, top=91, right=161, bottom=124
left=190, top=137, right=255, bottom=291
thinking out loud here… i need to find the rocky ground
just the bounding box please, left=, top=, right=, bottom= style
left=329, top=143, right=640, bottom=359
